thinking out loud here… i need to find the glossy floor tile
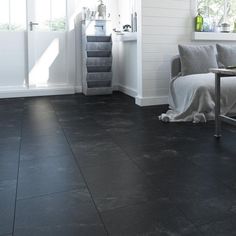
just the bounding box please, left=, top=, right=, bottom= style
left=82, top=158, right=166, bottom=212
left=199, top=215, right=236, bottom=236
left=101, top=199, right=200, bottom=236
left=1, top=92, right=236, bottom=235
left=0, top=138, right=20, bottom=182
left=17, top=154, right=87, bottom=199
left=14, top=190, right=106, bottom=236
left=0, top=180, right=17, bottom=235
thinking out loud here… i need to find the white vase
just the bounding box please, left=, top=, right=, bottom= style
left=98, top=2, right=106, bottom=19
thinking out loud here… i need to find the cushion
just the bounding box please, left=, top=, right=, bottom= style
left=178, top=45, right=218, bottom=76
left=216, top=44, right=236, bottom=68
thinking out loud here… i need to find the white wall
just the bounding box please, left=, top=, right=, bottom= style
left=0, top=32, right=26, bottom=89
left=67, top=0, right=79, bottom=90
left=136, top=0, right=192, bottom=106
left=115, top=40, right=138, bottom=97
left=119, top=0, right=138, bottom=27
left=112, top=0, right=138, bottom=97
left=138, top=0, right=236, bottom=106
left=0, top=0, right=80, bottom=98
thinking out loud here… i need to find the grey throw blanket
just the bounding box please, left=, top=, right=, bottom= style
left=159, top=73, right=236, bottom=123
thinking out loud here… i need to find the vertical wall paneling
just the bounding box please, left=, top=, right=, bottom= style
left=113, top=0, right=138, bottom=97
left=138, top=0, right=236, bottom=106
left=138, top=0, right=192, bottom=106
left=136, top=0, right=143, bottom=104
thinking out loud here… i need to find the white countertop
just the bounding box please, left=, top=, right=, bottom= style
left=193, top=32, right=236, bottom=41
left=113, top=32, right=137, bottom=42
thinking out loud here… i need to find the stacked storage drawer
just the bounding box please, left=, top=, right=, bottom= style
left=85, top=36, right=113, bottom=94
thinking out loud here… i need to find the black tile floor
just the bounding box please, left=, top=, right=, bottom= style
left=1, top=92, right=236, bottom=235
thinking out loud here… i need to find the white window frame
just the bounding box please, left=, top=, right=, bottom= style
left=0, top=0, right=67, bottom=32
left=0, top=0, right=26, bottom=31
left=194, top=0, right=230, bottom=25
left=192, top=0, right=236, bottom=41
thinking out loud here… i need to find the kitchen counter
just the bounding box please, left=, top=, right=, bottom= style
left=113, top=32, right=137, bottom=42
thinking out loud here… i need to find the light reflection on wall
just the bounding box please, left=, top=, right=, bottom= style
left=29, top=39, right=59, bottom=87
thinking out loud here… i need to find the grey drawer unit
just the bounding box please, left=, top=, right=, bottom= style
left=87, top=57, right=112, bottom=66
left=87, top=72, right=112, bottom=87
left=81, top=20, right=113, bottom=95
left=87, top=80, right=112, bottom=88
left=87, top=72, right=112, bottom=81
left=87, top=66, right=111, bottom=73
left=87, top=36, right=111, bottom=42
left=86, top=42, right=112, bottom=51
left=87, top=51, right=111, bottom=57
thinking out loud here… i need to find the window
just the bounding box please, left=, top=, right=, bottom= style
left=34, top=0, right=67, bottom=31
left=0, top=0, right=26, bottom=31
left=197, top=0, right=236, bottom=31
left=0, top=0, right=66, bottom=31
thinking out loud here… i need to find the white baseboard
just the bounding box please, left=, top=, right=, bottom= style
left=75, top=86, right=82, bottom=93
left=0, top=85, right=75, bottom=99
left=116, top=84, right=137, bottom=98
left=115, top=84, right=168, bottom=106
left=0, top=84, right=169, bottom=107
left=112, top=85, right=119, bottom=91
left=135, top=96, right=168, bottom=106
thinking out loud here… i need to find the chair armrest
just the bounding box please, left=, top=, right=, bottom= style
left=171, top=55, right=181, bottom=78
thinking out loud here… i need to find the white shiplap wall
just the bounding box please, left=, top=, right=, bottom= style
left=137, top=0, right=193, bottom=106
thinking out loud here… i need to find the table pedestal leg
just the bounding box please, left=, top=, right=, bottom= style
left=215, top=74, right=221, bottom=138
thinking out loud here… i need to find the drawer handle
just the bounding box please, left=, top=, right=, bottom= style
left=95, top=25, right=104, bottom=30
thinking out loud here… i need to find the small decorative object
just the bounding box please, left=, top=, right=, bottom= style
left=131, top=12, right=137, bottom=32
left=98, top=0, right=106, bottom=19
left=221, top=23, right=230, bottom=33
left=91, top=11, right=97, bottom=20
left=85, top=8, right=91, bottom=20
left=133, top=12, right=137, bottom=32
left=113, top=14, right=122, bottom=33
left=82, top=7, right=87, bottom=20
left=203, top=17, right=213, bottom=32
left=233, top=21, right=236, bottom=33
left=195, top=9, right=203, bottom=32
left=123, top=24, right=132, bottom=32
left=212, top=21, right=218, bottom=32
left=83, top=7, right=92, bottom=20
left=131, top=13, right=134, bottom=32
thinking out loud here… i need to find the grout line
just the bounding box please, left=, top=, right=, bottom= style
left=194, top=213, right=234, bottom=231
left=7, top=95, right=236, bottom=236
left=91, top=119, right=161, bottom=183
left=12, top=100, right=24, bottom=236
left=170, top=201, right=205, bottom=235
left=16, top=188, right=86, bottom=202
left=111, top=135, right=234, bottom=233
left=89, top=111, right=208, bottom=233
left=184, top=148, right=236, bottom=195
left=50, top=98, right=110, bottom=236
left=99, top=129, right=209, bottom=235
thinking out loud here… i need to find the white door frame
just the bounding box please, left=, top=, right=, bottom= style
left=0, top=0, right=77, bottom=99
left=16, top=0, right=75, bottom=98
